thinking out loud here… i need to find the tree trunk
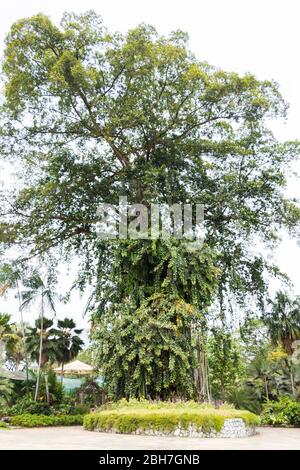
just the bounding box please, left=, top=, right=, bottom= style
left=61, top=362, right=64, bottom=386
left=264, top=375, right=269, bottom=400
left=34, top=289, right=44, bottom=401
left=45, top=371, right=50, bottom=404
left=194, top=333, right=211, bottom=402
left=16, top=282, right=29, bottom=392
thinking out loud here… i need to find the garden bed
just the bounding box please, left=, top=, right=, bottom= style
left=84, top=400, right=259, bottom=438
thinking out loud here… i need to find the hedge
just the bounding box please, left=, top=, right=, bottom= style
left=84, top=399, right=259, bottom=434
left=10, top=414, right=84, bottom=427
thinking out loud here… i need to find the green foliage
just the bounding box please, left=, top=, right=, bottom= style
left=10, top=413, right=84, bottom=427
left=227, top=386, right=262, bottom=415
left=3, top=396, right=89, bottom=416
left=208, top=327, right=244, bottom=401
left=26, top=317, right=58, bottom=368
left=38, top=370, right=64, bottom=404
left=0, top=421, right=9, bottom=428
left=263, top=291, right=300, bottom=355
left=0, top=313, right=19, bottom=356
left=83, top=399, right=259, bottom=433
left=0, top=11, right=298, bottom=306
left=0, top=376, right=13, bottom=407
left=1, top=11, right=300, bottom=403
left=7, top=398, right=51, bottom=416
left=54, top=318, right=84, bottom=370
left=221, top=314, right=300, bottom=411
left=261, top=397, right=300, bottom=426
left=93, top=240, right=219, bottom=400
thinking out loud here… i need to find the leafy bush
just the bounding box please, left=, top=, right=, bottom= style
left=8, top=398, right=51, bottom=416
left=228, top=387, right=262, bottom=414
left=3, top=396, right=90, bottom=417
left=84, top=399, right=259, bottom=434
left=261, top=396, right=300, bottom=426
left=0, top=421, right=9, bottom=428
left=10, top=414, right=84, bottom=427
left=38, top=371, right=64, bottom=404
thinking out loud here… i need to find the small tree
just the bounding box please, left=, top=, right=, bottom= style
left=54, top=318, right=84, bottom=383
left=208, top=327, right=244, bottom=401
left=26, top=317, right=57, bottom=402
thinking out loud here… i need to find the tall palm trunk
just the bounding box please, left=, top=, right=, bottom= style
left=61, top=362, right=64, bottom=386
left=34, top=289, right=44, bottom=401
left=264, top=375, right=269, bottom=400
left=16, top=281, right=29, bottom=391
left=45, top=370, right=50, bottom=404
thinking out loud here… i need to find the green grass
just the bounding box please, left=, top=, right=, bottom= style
left=10, top=414, right=84, bottom=427
left=84, top=399, right=260, bottom=434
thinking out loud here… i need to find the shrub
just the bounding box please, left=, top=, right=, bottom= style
left=4, top=396, right=90, bottom=417
left=38, top=371, right=64, bottom=404
left=10, top=414, right=84, bottom=427
left=261, top=396, right=300, bottom=426
left=8, top=398, right=51, bottom=416
left=84, top=399, right=259, bottom=434
left=0, top=421, right=9, bottom=429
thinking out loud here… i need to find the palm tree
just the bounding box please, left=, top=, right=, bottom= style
left=22, top=272, right=56, bottom=401
left=263, top=291, right=300, bottom=396
left=26, top=317, right=58, bottom=403
left=54, top=318, right=84, bottom=384
left=263, top=292, right=300, bottom=355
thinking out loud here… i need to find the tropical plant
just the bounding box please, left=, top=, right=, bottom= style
left=54, top=318, right=84, bottom=383
left=263, top=291, right=300, bottom=356
left=25, top=316, right=57, bottom=402
left=0, top=264, right=30, bottom=382
left=5, top=323, right=28, bottom=371
left=0, top=313, right=18, bottom=355
left=263, top=291, right=300, bottom=397
left=0, top=376, right=13, bottom=407
left=261, top=396, right=300, bottom=426
left=208, top=327, right=244, bottom=401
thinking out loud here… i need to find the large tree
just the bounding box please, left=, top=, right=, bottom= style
left=0, top=11, right=299, bottom=399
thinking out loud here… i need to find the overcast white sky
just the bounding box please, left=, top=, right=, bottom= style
left=0, top=0, right=299, bottom=331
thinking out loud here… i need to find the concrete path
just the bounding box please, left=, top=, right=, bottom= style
left=0, top=426, right=300, bottom=450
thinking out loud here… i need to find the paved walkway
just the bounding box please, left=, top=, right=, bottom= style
left=0, top=426, right=300, bottom=449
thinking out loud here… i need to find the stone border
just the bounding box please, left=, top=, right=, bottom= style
left=97, top=418, right=257, bottom=438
